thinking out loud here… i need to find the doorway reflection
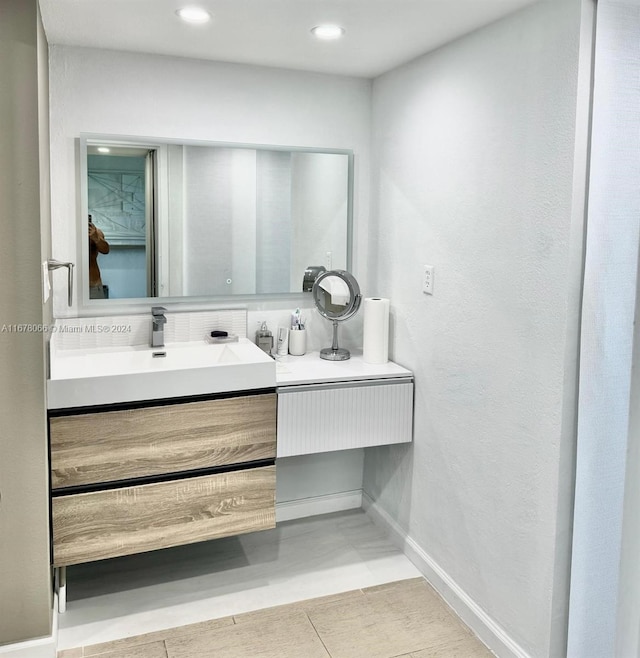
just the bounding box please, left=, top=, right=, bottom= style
left=87, top=146, right=155, bottom=298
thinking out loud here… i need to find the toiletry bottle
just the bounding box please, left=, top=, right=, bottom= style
left=256, top=321, right=273, bottom=354
left=276, top=326, right=289, bottom=357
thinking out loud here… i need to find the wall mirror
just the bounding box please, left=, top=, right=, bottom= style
left=79, top=135, right=353, bottom=305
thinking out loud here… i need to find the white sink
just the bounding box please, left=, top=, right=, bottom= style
left=47, top=338, right=276, bottom=409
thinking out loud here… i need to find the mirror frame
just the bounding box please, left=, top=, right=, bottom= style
left=78, top=134, right=354, bottom=312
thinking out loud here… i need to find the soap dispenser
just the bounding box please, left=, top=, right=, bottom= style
left=256, top=321, right=273, bottom=355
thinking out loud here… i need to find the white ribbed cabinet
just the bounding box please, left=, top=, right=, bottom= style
left=277, top=377, right=413, bottom=458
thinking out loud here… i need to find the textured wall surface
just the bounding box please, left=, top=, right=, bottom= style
left=363, top=2, right=584, bottom=656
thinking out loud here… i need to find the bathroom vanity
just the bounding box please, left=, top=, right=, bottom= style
left=46, top=310, right=414, bottom=611
left=43, top=124, right=415, bottom=611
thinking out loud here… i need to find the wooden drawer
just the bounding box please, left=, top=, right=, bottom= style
left=52, top=465, right=275, bottom=566
left=50, top=394, right=276, bottom=489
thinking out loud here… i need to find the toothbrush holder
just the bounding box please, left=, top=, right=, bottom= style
left=288, top=329, right=307, bottom=356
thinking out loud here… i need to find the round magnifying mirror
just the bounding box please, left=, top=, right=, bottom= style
left=312, top=270, right=362, bottom=360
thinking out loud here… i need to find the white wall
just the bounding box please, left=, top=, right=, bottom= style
left=48, top=46, right=371, bottom=317
left=568, top=0, right=640, bottom=655
left=363, top=2, right=586, bottom=656
left=277, top=452, right=365, bottom=504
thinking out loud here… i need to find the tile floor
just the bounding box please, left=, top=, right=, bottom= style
left=58, top=580, right=493, bottom=658
left=57, top=510, right=491, bottom=657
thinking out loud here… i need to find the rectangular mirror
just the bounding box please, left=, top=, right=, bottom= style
left=80, top=135, right=353, bottom=304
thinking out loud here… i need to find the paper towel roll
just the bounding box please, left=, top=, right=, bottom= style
left=363, top=297, right=390, bottom=364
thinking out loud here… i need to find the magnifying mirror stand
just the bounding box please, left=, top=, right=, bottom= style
left=312, top=269, right=362, bottom=361
left=320, top=319, right=351, bottom=361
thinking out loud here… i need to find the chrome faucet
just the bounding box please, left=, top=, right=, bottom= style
left=151, top=306, right=167, bottom=347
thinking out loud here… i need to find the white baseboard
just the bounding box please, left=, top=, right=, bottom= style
left=362, top=493, right=531, bottom=658
left=276, top=489, right=363, bottom=522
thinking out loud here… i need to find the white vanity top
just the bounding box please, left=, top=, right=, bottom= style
left=47, top=338, right=276, bottom=409
left=275, top=351, right=412, bottom=387
left=46, top=312, right=412, bottom=409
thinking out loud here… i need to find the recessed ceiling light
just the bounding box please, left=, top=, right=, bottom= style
left=97, top=147, right=110, bottom=153
left=311, top=24, right=345, bottom=41
left=176, top=6, right=211, bottom=24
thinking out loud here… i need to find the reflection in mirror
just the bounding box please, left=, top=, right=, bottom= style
left=81, top=137, right=353, bottom=303
left=317, top=274, right=352, bottom=313
left=88, top=214, right=110, bottom=298
left=87, top=145, right=154, bottom=299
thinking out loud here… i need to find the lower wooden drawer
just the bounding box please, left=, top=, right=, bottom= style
left=52, top=466, right=275, bottom=567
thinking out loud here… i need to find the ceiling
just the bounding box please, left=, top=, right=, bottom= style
left=38, top=0, right=537, bottom=79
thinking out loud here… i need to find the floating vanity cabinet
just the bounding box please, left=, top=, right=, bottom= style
left=49, top=391, right=276, bottom=567
left=276, top=354, right=414, bottom=458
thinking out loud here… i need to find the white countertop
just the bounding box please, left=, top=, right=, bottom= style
left=47, top=341, right=412, bottom=409
left=275, top=351, right=412, bottom=387
left=47, top=338, right=276, bottom=409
